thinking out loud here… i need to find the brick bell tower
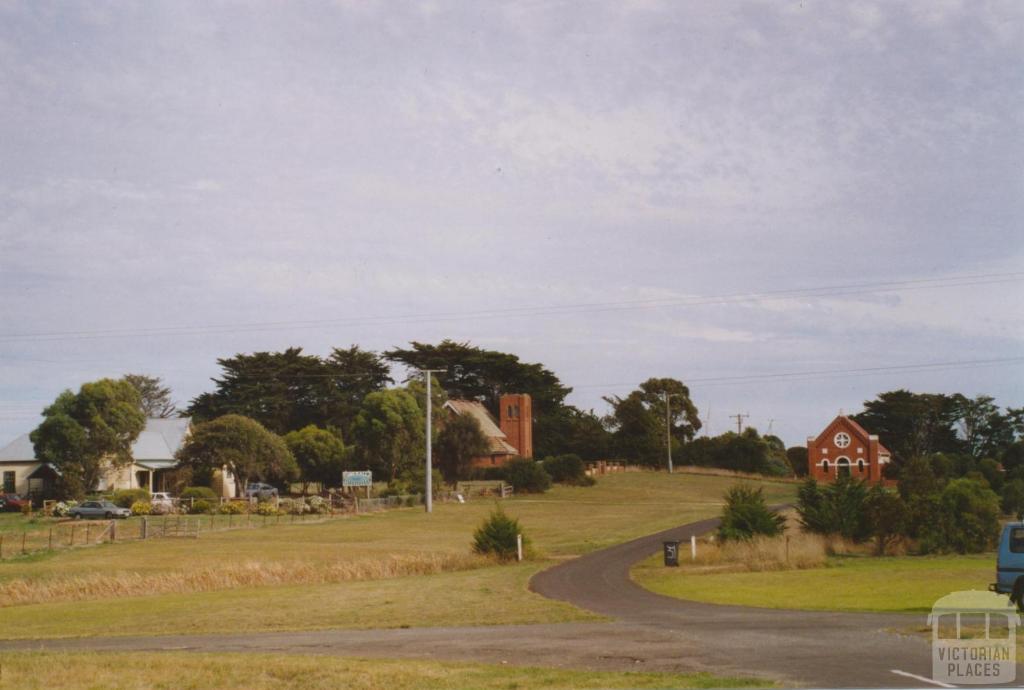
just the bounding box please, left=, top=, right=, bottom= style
left=499, top=393, right=533, bottom=459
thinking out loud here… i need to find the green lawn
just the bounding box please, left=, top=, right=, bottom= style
left=632, top=552, right=995, bottom=613
left=0, top=651, right=774, bottom=689
left=0, top=472, right=796, bottom=639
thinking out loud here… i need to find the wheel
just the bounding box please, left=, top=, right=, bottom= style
left=73, top=513, right=82, bottom=520
left=1011, top=578, right=1024, bottom=612
left=105, top=512, right=112, bottom=519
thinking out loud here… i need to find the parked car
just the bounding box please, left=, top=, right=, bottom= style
left=150, top=492, right=174, bottom=507
left=68, top=500, right=131, bottom=520
left=0, top=493, right=29, bottom=512
left=244, top=482, right=279, bottom=500
left=992, top=522, right=1024, bottom=611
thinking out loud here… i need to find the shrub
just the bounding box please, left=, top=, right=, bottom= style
left=181, top=486, right=218, bottom=501
left=130, top=500, right=152, bottom=516
left=189, top=499, right=214, bottom=514
left=306, top=496, right=329, bottom=514
left=51, top=501, right=75, bottom=517
left=472, top=507, right=527, bottom=561
left=112, top=488, right=150, bottom=509
left=1002, top=479, right=1024, bottom=518
left=796, top=476, right=872, bottom=542
left=501, top=458, right=551, bottom=494
left=217, top=501, right=246, bottom=515
left=929, top=478, right=1001, bottom=554
left=150, top=501, right=173, bottom=515
left=542, top=454, right=590, bottom=485
left=256, top=501, right=279, bottom=516
left=717, top=484, right=785, bottom=542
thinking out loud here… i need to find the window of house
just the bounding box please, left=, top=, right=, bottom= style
left=2, top=471, right=13, bottom=493
left=858, top=459, right=865, bottom=472
left=822, top=460, right=830, bottom=473
left=507, top=404, right=519, bottom=419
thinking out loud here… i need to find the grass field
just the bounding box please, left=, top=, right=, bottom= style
left=0, top=472, right=796, bottom=639
left=633, top=552, right=994, bottom=613
left=0, top=651, right=774, bottom=689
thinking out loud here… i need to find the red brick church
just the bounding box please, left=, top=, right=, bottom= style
left=444, top=393, right=533, bottom=468
left=807, top=414, right=892, bottom=483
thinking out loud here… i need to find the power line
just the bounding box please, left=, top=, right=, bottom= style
left=0, top=270, right=1020, bottom=344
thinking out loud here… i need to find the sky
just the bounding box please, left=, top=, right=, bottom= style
left=0, top=0, right=1022, bottom=448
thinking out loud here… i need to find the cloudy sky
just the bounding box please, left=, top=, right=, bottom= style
left=1, top=0, right=1021, bottom=447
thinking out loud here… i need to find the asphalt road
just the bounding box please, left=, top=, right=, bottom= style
left=1, top=516, right=1009, bottom=688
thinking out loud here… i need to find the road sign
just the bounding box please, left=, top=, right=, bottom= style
left=342, top=471, right=372, bottom=488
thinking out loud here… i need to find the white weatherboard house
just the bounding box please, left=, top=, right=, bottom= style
left=0, top=417, right=228, bottom=499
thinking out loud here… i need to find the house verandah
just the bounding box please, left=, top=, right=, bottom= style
left=0, top=417, right=231, bottom=501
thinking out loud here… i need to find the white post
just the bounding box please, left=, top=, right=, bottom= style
left=517, top=533, right=523, bottom=562
left=426, top=372, right=433, bottom=514
left=691, top=534, right=697, bottom=561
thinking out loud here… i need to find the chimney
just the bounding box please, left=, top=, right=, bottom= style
left=499, top=393, right=533, bottom=459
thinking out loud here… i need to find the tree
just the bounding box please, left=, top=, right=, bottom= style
left=176, top=414, right=298, bottom=494
left=435, top=413, right=490, bottom=481
left=187, top=346, right=392, bottom=436
left=852, top=390, right=961, bottom=472
left=951, top=394, right=1016, bottom=460
left=603, top=378, right=701, bottom=467
left=932, top=478, right=1001, bottom=553
left=123, top=374, right=177, bottom=418
left=284, top=425, right=350, bottom=493
left=31, top=378, right=146, bottom=499
left=786, top=446, right=809, bottom=477
left=717, top=485, right=786, bottom=541
left=681, top=429, right=788, bottom=476
left=865, top=486, right=907, bottom=555
left=1001, top=479, right=1024, bottom=518
left=534, top=406, right=612, bottom=461
left=351, top=389, right=425, bottom=480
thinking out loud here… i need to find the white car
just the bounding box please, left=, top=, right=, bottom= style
left=151, top=492, right=174, bottom=506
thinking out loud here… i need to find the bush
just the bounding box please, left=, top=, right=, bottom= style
left=112, top=488, right=150, bottom=509
left=472, top=507, right=527, bottom=561
left=150, top=501, right=173, bottom=515
left=717, top=484, right=785, bottom=542
left=501, top=458, right=551, bottom=494
left=1002, top=479, right=1024, bottom=518
left=796, top=476, right=872, bottom=542
left=256, top=501, right=279, bottom=516
left=928, top=478, right=1001, bottom=554
left=51, top=501, right=76, bottom=517
left=306, top=496, right=330, bottom=514
left=180, top=486, right=218, bottom=501
left=217, top=501, right=246, bottom=515
left=130, top=500, right=152, bottom=516
left=189, top=499, right=214, bottom=514
left=542, top=454, right=592, bottom=485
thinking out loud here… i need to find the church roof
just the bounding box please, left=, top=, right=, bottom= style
left=444, top=400, right=519, bottom=455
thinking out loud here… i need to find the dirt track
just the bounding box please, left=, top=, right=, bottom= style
left=1, top=516, right=1005, bottom=687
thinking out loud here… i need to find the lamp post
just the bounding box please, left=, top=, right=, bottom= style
left=420, top=368, right=446, bottom=513
left=663, top=392, right=678, bottom=474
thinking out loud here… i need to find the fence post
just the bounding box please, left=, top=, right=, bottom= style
left=48, top=528, right=53, bottom=551
left=110, top=520, right=117, bottom=543
left=691, top=535, right=697, bottom=561
left=85, top=524, right=91, bottom=545
left=0, top=534, right=3, bottom=559
left=516, top=533, right=523, bottom=562
left=141, top=517, right=148, bottom=540
left=228, top=513, right=233, bottom=529
left=69, top=524, right=75, bottom=546
left=21, top=530, right=26, bottom=555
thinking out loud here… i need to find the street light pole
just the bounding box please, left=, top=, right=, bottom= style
left=663, top=392, right=678, bottom=474
left=420, top=368, right=446, bottom=513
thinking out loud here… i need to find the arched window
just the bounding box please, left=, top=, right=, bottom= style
left=858, top=459, right=865, bottom=473
left=822, top=460, right=830, bottom=473
left=837, top=457, right=851, bottom=478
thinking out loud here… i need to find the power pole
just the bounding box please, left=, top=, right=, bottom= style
left=420, top=368, right=446, bottom=514
left=729, top=412, right=750, bottom=434
left=663, top=392, right=678, bottom=474
left=767, top=418, right=775, bottom=435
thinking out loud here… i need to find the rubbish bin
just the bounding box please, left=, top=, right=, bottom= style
left=663, top=540, right=681, bottom=567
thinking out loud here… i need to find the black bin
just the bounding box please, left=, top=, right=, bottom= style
left=663, top=540, right=681, bottom=567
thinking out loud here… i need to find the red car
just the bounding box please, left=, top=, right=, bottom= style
left=0, top=493, right=29, bottom=512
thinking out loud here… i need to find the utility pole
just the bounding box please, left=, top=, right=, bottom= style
left=729, top=412, right=750, bottom=434
left=767, top=418, right=775, bottom=435
left=663, top=392, right=678, bottom=474
left=420, top=368, right=446, bottom=514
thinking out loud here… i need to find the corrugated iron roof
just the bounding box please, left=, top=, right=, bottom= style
left=444, top=400, right=518, bottom=456
left=0, top=417, right=192, bottom=463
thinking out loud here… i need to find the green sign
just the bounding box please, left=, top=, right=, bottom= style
left=343, top=471, right=373, bottom=487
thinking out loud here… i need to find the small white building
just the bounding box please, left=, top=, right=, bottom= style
left=0, top=417, right=218, bottom=499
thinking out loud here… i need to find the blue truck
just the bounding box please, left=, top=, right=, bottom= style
left=992, top=523, right=1024, bottom=608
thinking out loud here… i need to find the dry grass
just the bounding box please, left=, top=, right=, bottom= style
left=688, top=532, right=828, bottom=572
left=0, top=552, right=488, bottom=607
left=674, top=466, right=801, bottom=484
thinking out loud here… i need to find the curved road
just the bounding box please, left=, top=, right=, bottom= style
left=1, top=517, right=992, bottom=687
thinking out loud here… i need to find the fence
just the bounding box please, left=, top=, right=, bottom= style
left=0, top=510, right=342, bottom=561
